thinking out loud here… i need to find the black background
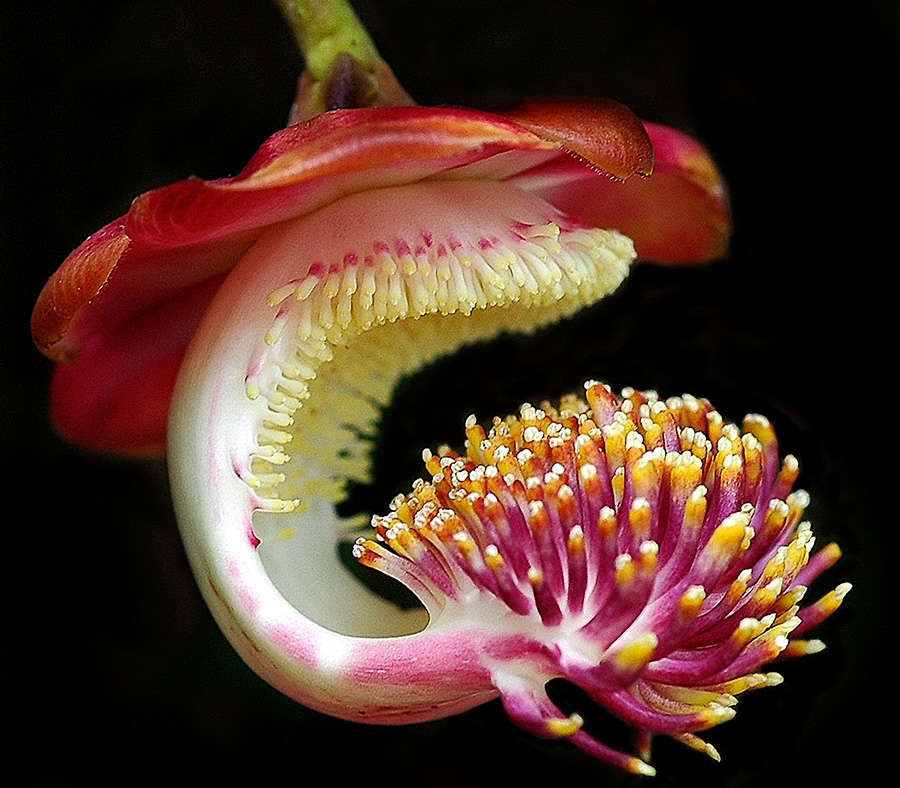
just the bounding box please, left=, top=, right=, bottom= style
left=3, top=1, right=896, bottom=784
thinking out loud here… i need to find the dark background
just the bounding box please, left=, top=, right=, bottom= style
left=3, top=1, right=895, bottom=784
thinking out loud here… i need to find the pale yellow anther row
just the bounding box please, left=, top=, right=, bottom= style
left=652, top=682, right=733, bottom=709
left=245, top=217, right=636, bottom=507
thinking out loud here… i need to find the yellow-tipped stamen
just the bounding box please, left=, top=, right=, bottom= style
left=674, top=733, right=722, bottom=762
left=613, top=632, right=658, bottom=672
left=782, top=638, right=827, bottom=658
left=546, top=713, right=584, bottom=737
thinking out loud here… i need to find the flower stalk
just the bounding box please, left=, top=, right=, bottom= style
left=276, top=0, right=415, bottom=121
left=277, top=0, right=379, bottom=77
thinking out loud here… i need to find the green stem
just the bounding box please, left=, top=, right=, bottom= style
left=276, top=0, right=416, bottom=121
left=276, top=0, right=380, bottom=80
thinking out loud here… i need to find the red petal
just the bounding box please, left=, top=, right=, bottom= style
left=497, top=98, right=653, bottom=181
left=48, top=276, right=223, bottom=455
left=125, top=107, right=558, bottom=247
left=509, top=122, right=730, bottom=264
left=35, top=230, right=258, bottom=453
left=31, top=220, right=130, bottom=361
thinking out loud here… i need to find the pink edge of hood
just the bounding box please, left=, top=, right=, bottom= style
left=35, top=107, right=559, bottom=358
left=508, top=121, right=731, bottom=264
left=123, top=106, right=563, bottom=248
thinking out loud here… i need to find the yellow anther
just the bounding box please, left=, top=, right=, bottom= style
left=782, top=638, right=827, bottom=657
left=597, top=506, right=617, bottom=542
left=614, top=554, right=635, bottom=587
left=751, top=577, right=782, bottom=609
left=527, top=567, right=544, bottom=586
left=567, top=525, right=585, bottom=555
left=810, top=582, right=853, bottom=617
left=670, top=452, right=704, bottom=497
left=706, top=511, right=752, bottom=558
left=637, top=540, right=659, bottom=573
left=626, top=759, right=657, bottom=777
left=696, top=703, right=736, bottom=729
left=545, top=713, right=583, bottom=737
left=613, top=632, right=658, bottom=671
left=629, top=497, right=652, bottom=544
left=245, top=379, right=261, bottom=400
left=484, top=545, right=504, bottom=572
left=679, top=584, right=707, bottom=617
left=684, top=486, right=708, bottom=530
left=602, top=422, right=626, bottom=472
left=674, top=733, right=721, bottom=762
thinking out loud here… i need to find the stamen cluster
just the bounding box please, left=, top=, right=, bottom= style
left=355, top=381, right=848, bottom=774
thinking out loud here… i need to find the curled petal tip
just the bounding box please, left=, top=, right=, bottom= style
left=32, top=222, right=131, bottom=361
left=499, top=97, right=654, bottom=180
left=509, top=118, right=731, bottom=265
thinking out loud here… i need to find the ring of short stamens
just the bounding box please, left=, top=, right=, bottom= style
left=355, top=380, right=849, bottom=774
left=239, top=182, right=633, bottom=514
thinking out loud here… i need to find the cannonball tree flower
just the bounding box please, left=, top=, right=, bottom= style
left=31, top=0, right=845, bottom=777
